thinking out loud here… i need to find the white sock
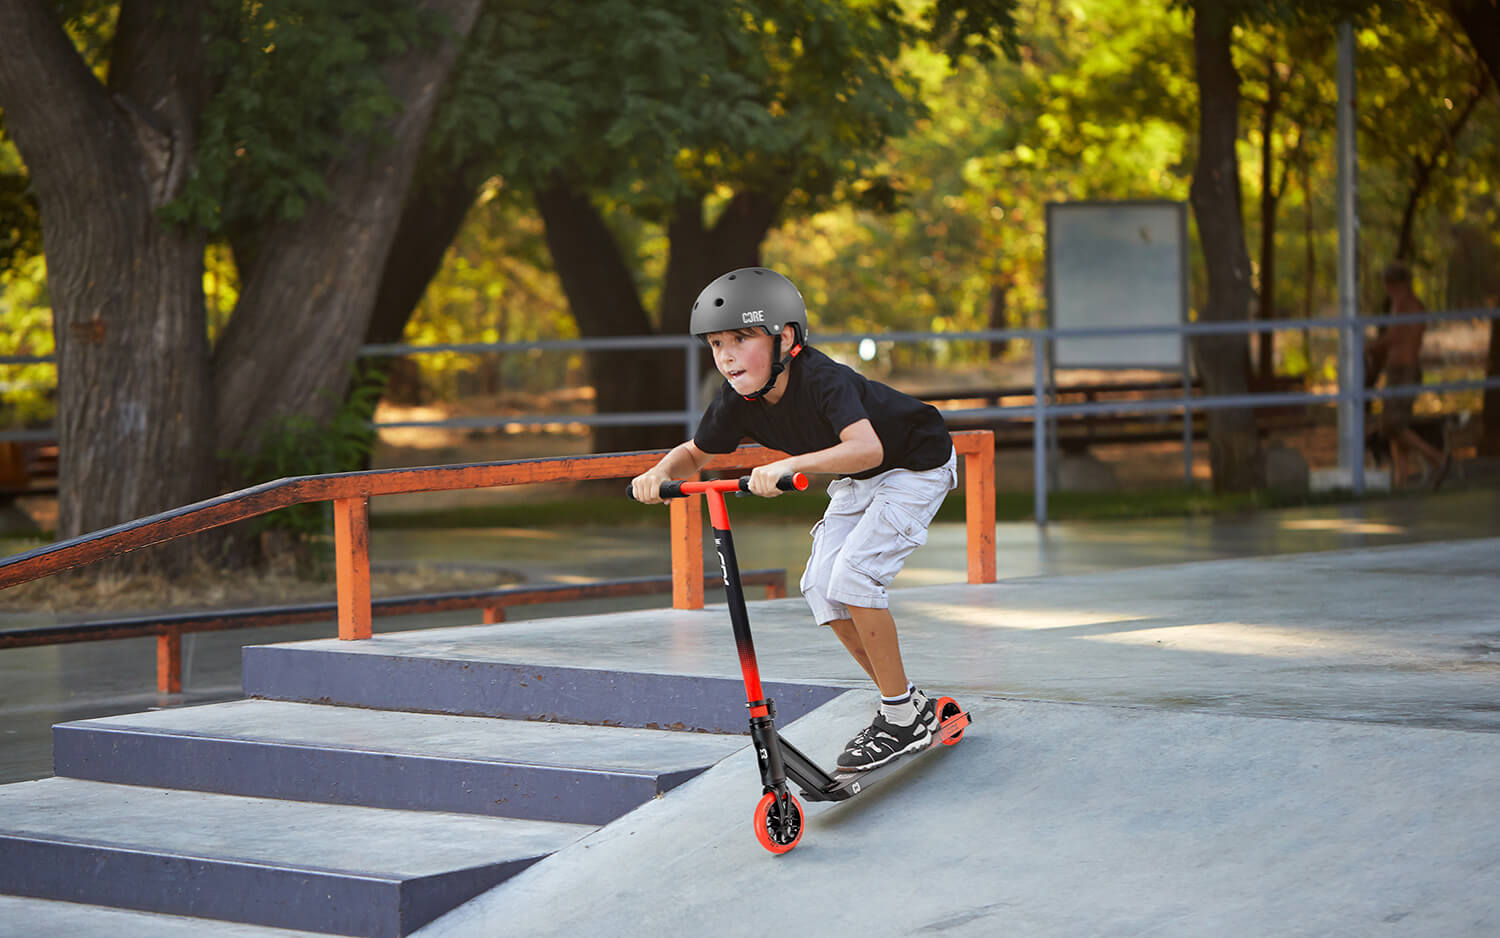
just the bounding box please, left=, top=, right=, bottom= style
left=910, top=683, right=929, bottom=708
left=880, top=690, right=917, bottom=725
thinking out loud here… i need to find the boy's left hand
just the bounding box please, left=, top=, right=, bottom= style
left=748, top=460, right=798, bottom=497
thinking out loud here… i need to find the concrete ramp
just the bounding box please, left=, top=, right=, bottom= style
left=416, top=692, right=1500, bottom=938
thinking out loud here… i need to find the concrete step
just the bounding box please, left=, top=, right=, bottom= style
left=0, top=895, right=330, bottom=938
left=0, top=778, right=594, bottom=937
left=242, top=627, right=842, bottom=733
left=54, top=698, right=748, bottom=825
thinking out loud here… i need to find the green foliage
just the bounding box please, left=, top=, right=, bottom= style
left=226, top=371, right=383, bottom=543
left=164, top=0, right=448, bottom=230
left=767, top=0, right=1194, bottom=364
left=399, top=182, right=582, bottom=399
left=0, top=255, right=55, bottom=426
left=0, top=129, right=42, bottom=270
left=429, top=0, right=955, bottom=218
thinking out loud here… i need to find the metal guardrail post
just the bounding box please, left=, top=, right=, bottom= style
left=683, top=342, right=699, bottom=440
left=1181, top=370, right=1194, bottom=484
left=1336, top=21, right=1365, bottom=494
left=1033, top=338, right=1049, bottom=525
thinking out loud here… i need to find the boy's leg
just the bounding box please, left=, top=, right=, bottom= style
left=826, top=617, right=877, bottom=683
left=845, top=605, right=908, bottom=698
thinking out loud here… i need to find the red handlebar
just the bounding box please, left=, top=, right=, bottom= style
left=675, top=473, right=808, bottom=497
left=629, top=472, right=809, bottom=501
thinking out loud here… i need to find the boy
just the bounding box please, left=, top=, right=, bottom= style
left=630, top=267, right=957, bottom=771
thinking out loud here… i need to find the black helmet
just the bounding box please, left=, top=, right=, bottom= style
left=690, top=267, right=808, bottom=345
left=690, top=267, right=808, bottom=400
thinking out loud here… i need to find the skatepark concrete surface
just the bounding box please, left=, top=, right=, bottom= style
left=395, top=535, right=1500, bottom=937
left=3, top=528, right=1499, bottom=935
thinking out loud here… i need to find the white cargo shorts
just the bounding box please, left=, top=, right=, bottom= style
left=800, top=447, right=957, bottom=625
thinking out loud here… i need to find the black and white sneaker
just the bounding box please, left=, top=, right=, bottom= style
left=912, top=688, right=939, bottom=734
left=837, top=712, right=932, bottom=771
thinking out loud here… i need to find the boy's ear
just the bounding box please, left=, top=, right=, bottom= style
left=781, top=323, right=799, bottom=346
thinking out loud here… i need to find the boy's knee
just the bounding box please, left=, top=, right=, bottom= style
left=801, top=582, right=849, bottom=625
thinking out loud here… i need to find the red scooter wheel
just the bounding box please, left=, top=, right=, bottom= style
left=753, top=791, right=804, bottom=854
left=936, top=696, right=965, bottom=745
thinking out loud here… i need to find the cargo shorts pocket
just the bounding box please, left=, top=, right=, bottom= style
left=843, top=499, right=927, bottom=586
left=800, top=519, right=827, bottom=595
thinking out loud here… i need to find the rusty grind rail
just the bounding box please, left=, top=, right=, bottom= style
left=0, top=432, right=997, bottom=686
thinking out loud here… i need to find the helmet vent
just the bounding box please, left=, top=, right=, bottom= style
left=714, top=298, right=724, bottom=306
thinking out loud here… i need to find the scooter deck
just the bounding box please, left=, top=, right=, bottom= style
left=789, top=706, right=971, bottom=802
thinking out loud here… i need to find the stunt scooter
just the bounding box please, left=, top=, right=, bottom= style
left=637, top=471, right=970, bottom=854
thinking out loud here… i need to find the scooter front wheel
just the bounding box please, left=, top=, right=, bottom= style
left=936, top=696, right=966, bottom=745
left=753, top=791, right=804, bottom=854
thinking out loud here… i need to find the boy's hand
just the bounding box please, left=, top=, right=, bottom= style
left=748, top=460, right=798, bottom=497
left=631, top=470, right=671, bottom=504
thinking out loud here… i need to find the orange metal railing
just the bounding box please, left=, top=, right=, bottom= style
left=0, top=432, right=996, bottom=649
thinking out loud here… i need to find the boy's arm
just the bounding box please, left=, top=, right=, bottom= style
left=630, top=440, right=714, bottom=504
left=746, top=419, right=883, bottom=497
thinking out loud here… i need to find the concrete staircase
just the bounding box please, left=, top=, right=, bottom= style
left=0, top=630, right=842, bottom=936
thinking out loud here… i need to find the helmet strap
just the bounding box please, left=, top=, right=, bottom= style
left=742, top=331, right=804, bottom=401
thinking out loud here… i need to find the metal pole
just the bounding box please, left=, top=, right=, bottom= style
left=1033, top=338, right=1048, bottom=525
left=1182, top=374, right=1193, bottom=484
left=683, top=341, right=699, bottom=439
left=1179, top=202, right=1193, bottom=485
left=1336, top=21, right=1366, bottom=493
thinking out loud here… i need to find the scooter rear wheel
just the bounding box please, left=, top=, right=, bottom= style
left=936, top=696, right=965, bottom=745
left=753, top=791, right=804, bottom=854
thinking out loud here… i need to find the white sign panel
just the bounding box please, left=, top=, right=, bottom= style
left=1046, top=201, right=1187, bottom=371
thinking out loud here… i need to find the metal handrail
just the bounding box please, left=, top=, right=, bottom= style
left=4, top=305, right=1493, bottom=514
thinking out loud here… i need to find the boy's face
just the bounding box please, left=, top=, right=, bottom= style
left=706, top=327, right=789, bottom=397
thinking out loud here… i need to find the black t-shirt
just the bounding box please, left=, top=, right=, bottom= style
left=693, top=346, right=952, bottom=480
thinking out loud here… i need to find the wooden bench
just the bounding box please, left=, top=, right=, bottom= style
left=918, top=375, right=1310, bottom=452
left=0, top=440, right=58, bottom=498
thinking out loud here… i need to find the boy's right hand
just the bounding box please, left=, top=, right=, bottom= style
left=630, top=470, right=670, bottom=504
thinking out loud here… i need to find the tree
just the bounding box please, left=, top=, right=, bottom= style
left=381, top=0, right=1017, bottom=454
left=1186, top=1, right=1263, bottom=492
left=0, top=0, right=481, bottom=572
left=1444, top=0, right=1500, bottom=456
left=771, top=0, right=1195, bottom=352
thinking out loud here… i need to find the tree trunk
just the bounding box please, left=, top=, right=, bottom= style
left=1449, top=1, right=1500, bottom=90
left=366, top=171, right=487, bottom=348
left=1485, top=317, right=1500, bottom=458
left=1188, top=2, right=1261, bottom=492
left=0, top=0, right=216, bottom=574
left=660, top=191, right=778, bottom=335
left=352, top=167, right=486, bottom=450
left=1394, top=68, right=1487, bottom=265
left=534, top=180, right=674, bottom=454
left=1255, top=53, right=1279, bottom=382
left=1449, top=0, right=1500, bottom=457
left=536, top=182, right=779, bottom=454
left=213, top=0, right=483, bottom=471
